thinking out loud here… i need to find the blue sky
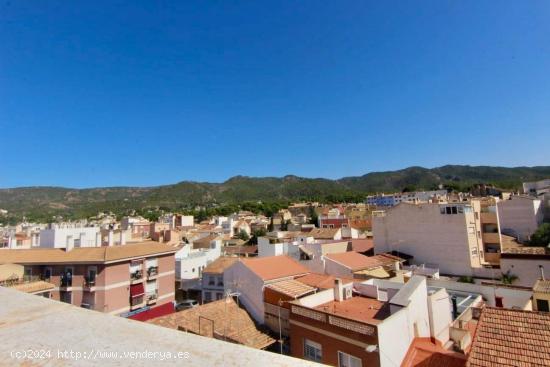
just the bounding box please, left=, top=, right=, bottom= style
left=1, top=1, right=549, bottom=188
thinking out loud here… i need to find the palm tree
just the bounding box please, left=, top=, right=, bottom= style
left=500, top=270, right=519, bottom=285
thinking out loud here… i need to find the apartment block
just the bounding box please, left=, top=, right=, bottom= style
left=289, top=276, right=439, bottom=367
left=373, top=202, right=484, bottom=276
left=0, top=241, right=178, bottom=319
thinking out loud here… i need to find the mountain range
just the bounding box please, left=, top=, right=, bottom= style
left=1, top=165, right=549, bottom=221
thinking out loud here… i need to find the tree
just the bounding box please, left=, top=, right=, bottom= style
left=236, top=229, right=250, bottom=242
left=249, top=228, right=267, bottom=245
left=529, top=223, right=550, bottom=247
left=500, top=270, right=519, bottom=285
left=457, top=276, right=475, bottom=284
left=308, top=207, right=319, bottom=227
left=280, top=219, right=291, bottom=231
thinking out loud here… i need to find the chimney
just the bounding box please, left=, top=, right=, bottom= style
left=108, top=230, right=114, bottom=247
left=334, top=278, right=344, bottom=302
left=540, top=265, right=546, bottom=281
left=66, top=235, right=74, bottom=252
left=120, top=230, right=126, bottom=246
left=96, top=232, right=102, bottom=247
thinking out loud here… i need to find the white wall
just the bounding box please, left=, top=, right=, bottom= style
left=428, top=288, right=452, bottom=344
left=497, top=196, right=544, bottom=242
left=224, top=261, right=266, bottom=323
left=373, top=203, right=482, bottom=275
left=180, top=216, right=194, bottom=227
left=323, top=257, right=353, bottom=278
left=176, top=243, right=221, bottom=281
left=427, top=278, right=533, bottom=309
left=258, top=237, right=284, bottom=257
left=39, top=227, right=100, bottom=248
left=500, top=257, right=550, bottom=288
left=377, top=308, right=411, bottom=367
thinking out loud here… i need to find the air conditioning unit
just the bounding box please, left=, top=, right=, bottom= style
left=345, top=287, right=352, bottom=299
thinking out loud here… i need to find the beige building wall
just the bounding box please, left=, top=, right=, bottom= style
left=373, top=203, right=483, bottom=276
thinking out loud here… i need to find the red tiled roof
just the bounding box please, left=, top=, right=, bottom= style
left=402, top=338, right=466, bottom=367
left=241, top=256, right=309, bottom=281
left=349, top=239, right=374, bottom=253
left=325, top=252, right=382, bottom=271
left=467, top=307, right=550, bottom=367
left=295, top=273, right=354, bottom=290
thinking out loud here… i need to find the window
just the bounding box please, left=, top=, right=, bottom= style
left=43, top=267, right=52, bottom=280
left=537, top=299, right=550, bottom=312
left=204, top=292, right=212, bottom=302
left=495, top=296, right=503, bottom=308
left=451, top=206, right=458, bottom=214
left=304, top=339, right=322, bottom=362
left=87, top=266, right=97, bottom=282
left=216, top=292, right=223, bottom=300
left=338, top=352, right=362, bottom=367
left=446, top=207, right=452, bottom=215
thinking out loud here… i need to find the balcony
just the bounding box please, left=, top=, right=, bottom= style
left=480, top=212, right=497, bottom=224
left=146, top=291, right=158, bottom=305
left=483, top=252, right=501, bottom=265
left=482, top=232, right=500, bottom=244
left=130, top=270, right=143, bottom=284
left=60, top=275, right=73, bottom=291
left=130, top=295, right=145, bottom=310
left=83, top=276, right=96, bottom=292
left=147, top=266, right=158, bottom=280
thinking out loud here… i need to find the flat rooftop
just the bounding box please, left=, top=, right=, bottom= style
left=0, top=287, right=318, bottom=366
left=314, top=296, right=391, bottom=325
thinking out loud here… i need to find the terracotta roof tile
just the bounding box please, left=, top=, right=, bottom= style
left=148, top=298, right=275, bottom=349
left=0, top=241, right=178, bottom=264
left=325, top=252, right=383, bottom=271
left=467, top=307, right=550, bottom=367
left=265, top=279, right=316, bottom=298
left=240, top=256, right=309, bottom=281
left=295, top=273, right=353, bottom=290
left=203, top=257, right=238, bottom=274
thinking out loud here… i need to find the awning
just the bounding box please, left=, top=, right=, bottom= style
left=130, top=283, right=145, bottom=298
left=128, top=302, right=174, bottom=321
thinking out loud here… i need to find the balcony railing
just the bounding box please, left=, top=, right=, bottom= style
left=60, top=275, right=73, bottom=288
left=84, top=276, right=96, bottom=290
left=130, top=270, right=143, bottom=281
left=146, top=291, right=158, bottom=305
left=131, top=295, right=145, bottom=308
left=147, top=266, right=158, bottom=278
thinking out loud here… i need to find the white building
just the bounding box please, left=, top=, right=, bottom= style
left=39, top=226, right=101, bottom=248
left=497, top=195, right=544, bottom=242
left=223, top=256, right=310, bottom=323
left=175, top=240, right=222, bottom=291
left=373, top=202, right=484, bottom=276
left=523, top=179, right=550, bottom=196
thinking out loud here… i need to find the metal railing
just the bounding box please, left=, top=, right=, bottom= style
left=130, top=270, right=143, bottom=280
left=147, top=266, right=158, bottom=277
